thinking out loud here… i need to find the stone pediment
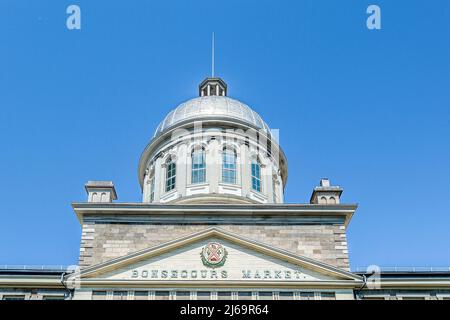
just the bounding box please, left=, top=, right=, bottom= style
left=76, top=227, right=362, bottom=287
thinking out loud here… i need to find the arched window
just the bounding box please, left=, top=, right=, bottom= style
left=191, top=148, right=206, bottom=184
left=251, top=159, right=262, bottom=192
left=222, top=148, right=237, bottom=184
left=165, top=158, right=176, bottom=192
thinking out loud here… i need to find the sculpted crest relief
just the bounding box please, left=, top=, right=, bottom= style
left=200, top=242, right=228, bottom=268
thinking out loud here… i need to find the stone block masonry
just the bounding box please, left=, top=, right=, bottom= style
left=79, top=222, right=350, bottom=270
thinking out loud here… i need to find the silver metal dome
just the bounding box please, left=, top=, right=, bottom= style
left=154, top=96, right=271, bottom=137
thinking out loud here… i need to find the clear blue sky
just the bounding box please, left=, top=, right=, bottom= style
left=0, top=0, right=449, bottom=269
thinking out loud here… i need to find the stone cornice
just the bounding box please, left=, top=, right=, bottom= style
left=377, top=279, right=450, bottom=288
left=71, top=203, right=357, bottom=226
left=77, top=279, right=362, bottom=290
left=0, top=275, right=64, bottom=288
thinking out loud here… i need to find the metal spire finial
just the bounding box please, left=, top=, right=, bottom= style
left=212, top=32, right=215, bottom=77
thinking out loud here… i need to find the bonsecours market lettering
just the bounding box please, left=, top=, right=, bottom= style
left=130, top=269, right=306, bottom=280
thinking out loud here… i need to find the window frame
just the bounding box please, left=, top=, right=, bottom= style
left=251, top=159, right=262, bottom=192
left=154, top=291, right=170, bottom=300
left=165, top=158, right=176, bottom=192
left=92, top=291, right=107, bottom=300
left=222, top=148, right=237, bottom=184
left=191, top=148, right=206, bottom=184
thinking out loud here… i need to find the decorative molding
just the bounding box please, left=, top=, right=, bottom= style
left=161, top=150, right=178, bottom=163
left=82, top=214, right=346, bottom=225
left=187, top=141, right=210, bottom=153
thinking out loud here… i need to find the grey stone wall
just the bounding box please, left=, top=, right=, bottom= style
left=79, top=222, right=349, bottom=270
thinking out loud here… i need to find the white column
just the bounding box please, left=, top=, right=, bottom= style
left=208, top=139, right=220, bottom=193
left=153, top=157, right=163, bottom=202
left=264, top=162, right=274, bottom=203
left=241, top=144, right=251, bottom=197
left=176, top=144, right=187, bottom=197
left=279, top=176, right=285, bottom=203
left=142, top=170, right=149, bottom=202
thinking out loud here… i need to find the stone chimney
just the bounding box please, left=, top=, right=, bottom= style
left=85, top=181, right=117, bottom=203
left=310, top=178, right=343, bottom=205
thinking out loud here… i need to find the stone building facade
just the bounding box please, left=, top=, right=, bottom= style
left=77, top=207, right=351, bottom=270
left=0, top=77, right=449, bottom=300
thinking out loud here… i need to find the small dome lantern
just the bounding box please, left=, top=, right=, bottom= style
left=199, top=77, right=227, bottom=97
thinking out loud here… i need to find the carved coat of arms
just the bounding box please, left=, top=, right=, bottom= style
left=200, top=242, right=228, bottom=268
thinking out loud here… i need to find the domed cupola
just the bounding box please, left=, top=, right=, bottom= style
left=153, top=79, right=271, bottom=138
left=138, top=78, right=288, bottom=205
